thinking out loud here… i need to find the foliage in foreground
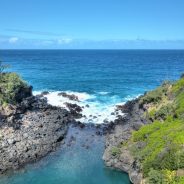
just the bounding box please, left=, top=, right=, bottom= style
left=131, top=76, right=184, bottom=183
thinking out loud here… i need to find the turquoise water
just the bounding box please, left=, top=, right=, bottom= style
left=0, top=127, right=131, bottom=184
left=0, top=49, right=184, bottom=184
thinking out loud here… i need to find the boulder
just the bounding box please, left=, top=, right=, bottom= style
left=58, top=92, right=79, bottom=101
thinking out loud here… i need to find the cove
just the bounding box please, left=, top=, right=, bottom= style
left=0, top=126, right=131, bottom=184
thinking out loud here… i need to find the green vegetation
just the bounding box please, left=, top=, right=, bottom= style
left=111, top=147, right=121, bottom=157
left=119, top=76, right=184, bottom=183
left=139, top=82, right=171, bottom=107
left=147, top=169, right=178, bottom=184
left=0, top=61, right=30, bottom=105
left=133, top=76, right=184, bottom=183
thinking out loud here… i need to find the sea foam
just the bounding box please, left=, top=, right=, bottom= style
left=33, top=91, right=139, bottom=124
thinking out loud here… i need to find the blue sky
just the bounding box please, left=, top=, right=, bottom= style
left=0, top=0, right=184, bottom=49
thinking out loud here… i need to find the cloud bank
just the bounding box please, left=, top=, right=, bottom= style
left=0, top=35, right=184, bottom=49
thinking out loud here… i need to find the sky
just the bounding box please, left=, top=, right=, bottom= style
left=0, top=0, right=184, bottom=49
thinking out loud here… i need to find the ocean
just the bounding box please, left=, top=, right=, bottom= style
left=0, top=49, right=184, bottom=184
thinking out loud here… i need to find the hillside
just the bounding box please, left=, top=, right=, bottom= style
left=104, top=75, right=184, bottom=184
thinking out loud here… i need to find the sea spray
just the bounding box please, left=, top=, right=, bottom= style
left=33, top=91, right=140, bottom=124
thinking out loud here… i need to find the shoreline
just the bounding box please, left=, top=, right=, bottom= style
left=2, top=74, right=183, bottom=183
left=0, top=73, right=140, bottom=184
left=103, top=98, right=146, bottom=184
left=0, top=124, right=131, bottom=184
left=0, top=88, right=126, bottom=175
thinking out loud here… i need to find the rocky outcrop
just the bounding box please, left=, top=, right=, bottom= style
left=0, top=94, right=73, bottom=174
left=58, top=92, right=79, bottom=101
left=64, top=102, right=83, bottom=119
left=14, top=85, right=33, bottom=103
left=103, top=98, right=147, bottom=184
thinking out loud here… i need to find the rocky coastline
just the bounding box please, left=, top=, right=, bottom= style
left=0, top=86, right=85, bottom=174
left=103, top=76, right=184, bottom=184
left=0, top=86, right=112, bottom=175
left=103, top=98, right=149, bottom=184
left=2, top=72, right=181, bottom=184
left=0, top=77, right=145, bottom=181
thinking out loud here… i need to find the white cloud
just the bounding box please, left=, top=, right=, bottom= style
left=9, top=37, right=19, bottom=43
left=58, top=38, right=73, bottom=44
left=41, top=40, right=54, bottom=45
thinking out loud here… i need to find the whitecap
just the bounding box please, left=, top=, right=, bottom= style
left=96, top=91, right=110, bottom=95
left=33, top=90, right=139, bottom=124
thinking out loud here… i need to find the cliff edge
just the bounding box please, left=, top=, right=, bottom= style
left=103, top=75, right=184, bottom=184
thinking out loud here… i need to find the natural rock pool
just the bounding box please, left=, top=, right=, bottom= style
left=0, top=126, right=131, bottom=184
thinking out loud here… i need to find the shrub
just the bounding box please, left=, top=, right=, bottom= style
left=111, top=147, right=121, bottom=157
left=0, top=73, right=30, bottom=105
left=148, top=169, right=163, bottom=184
left=154, top=104, right=175, bottom=120
left=172, top=78, right=184, bottom=94
left=139, top=85, right=169, bottom=106
left=132, top=118, right=184, bottom=176
left=173, top=176, right=184, bottom=184
left=127, top=76, right=184, bottom=183
left=148, top=169, right=176, bottom=184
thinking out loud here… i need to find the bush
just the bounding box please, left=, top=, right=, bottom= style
left=132, top=118, right=184, bottom=176
left=172, top=78, right=184, bottom=94
left=111, top=147, right=121, bottom=157
left=148, top=169, right=176, bottom=184
left=139, top=85, right=169, bottom=106
left=154, top=104, right=175, bottom=120
left=148, top=169, right=163, bottom=184
left=175, top=92, right=184, bottom=119
left=125, top=76, right=184, bottom=183
left=174, top=176, right=184, bottom=184
left=0, top=73, right=30, bottom=105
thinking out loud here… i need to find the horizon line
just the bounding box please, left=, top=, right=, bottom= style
left=1, top=48, right=184, bottom=51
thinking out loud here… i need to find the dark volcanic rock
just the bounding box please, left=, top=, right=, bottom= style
left=0, top=95, right=72, bottom=174
left=58, top=92, right=79, bottom=101
left=64, top=102, right=82, bottom=119
left=14, top=86, right=33, bottom=103
left=103, top=98, right=146, bottom=184
left=41, top=91, right=50, bottom=96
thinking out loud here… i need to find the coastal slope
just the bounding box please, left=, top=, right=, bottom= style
left=0, top=73, right=72, bottom=174
left=103, top=75, right=184, bottom=184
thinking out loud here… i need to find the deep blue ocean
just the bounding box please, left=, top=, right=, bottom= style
left=0, top=49, right=184, bottom=184
left=1, top=50, right=184, bottom=95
